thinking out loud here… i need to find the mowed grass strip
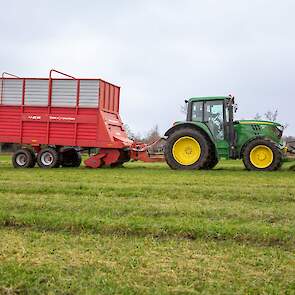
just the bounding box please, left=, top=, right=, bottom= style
left=1, top=229, right=295, bottom=295
left=0, top=156, right=294, bottom=247
left=0, top=154, right=295, bottom=293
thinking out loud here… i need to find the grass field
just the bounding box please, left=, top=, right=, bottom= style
left=0, top=154, right=295, bottom=294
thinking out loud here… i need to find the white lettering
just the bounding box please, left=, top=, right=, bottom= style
left=26, top=115, right=76, bottom=121
left=28, top=115, right=41, bottom=120
left=49, top=116, right=76, bottom=121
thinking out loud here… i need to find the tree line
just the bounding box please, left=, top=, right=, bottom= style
left=0, top=109, right=294, bottom=152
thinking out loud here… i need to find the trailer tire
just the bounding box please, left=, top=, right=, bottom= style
left=27, top=148, right=37, bottom=168
left=61, top=148, right=82, bottom=168
left=73, top=152, right=82, bottom=167
left=110, top=150, right=130, bottom=168
left=243, top=139, right=282, bottom=171
left=165, top=127, right=210, bottom=170
left=37, top=148, right=60, bottom=168
left=12, top=148, right=36, bottom=168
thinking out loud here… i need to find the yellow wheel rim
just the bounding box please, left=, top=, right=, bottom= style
left=172, top=136, right=201, bottom=165
left=250, top=145, right=273, bottom=169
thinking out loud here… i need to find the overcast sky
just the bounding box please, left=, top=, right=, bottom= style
left=1, top=0, right=295, bottom=135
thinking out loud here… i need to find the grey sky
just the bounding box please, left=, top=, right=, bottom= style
left=1, top=0, right=295, bottom=135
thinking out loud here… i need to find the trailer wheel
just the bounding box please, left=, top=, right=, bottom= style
left=165, top=127, right=210, bottom=170
left=12, top=148, right=36, bottom=168
left=73, top=152, right=82, bottom=167
left=60, top=148, right=82, bottom=168
left=27, top=149, right=37, bottom=168
left=37, top=148, right=60, bottom=168
left=110, top=150, right=130, bottom=168
left=243, top=139, right=282, bottom=171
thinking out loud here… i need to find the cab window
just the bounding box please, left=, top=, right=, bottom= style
left=204, top=100, right=224, bottom=140
left=191, top=101, right=203, bottom=121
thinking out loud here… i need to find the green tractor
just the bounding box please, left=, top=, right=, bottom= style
left=164, top=95, right=288, bottom=171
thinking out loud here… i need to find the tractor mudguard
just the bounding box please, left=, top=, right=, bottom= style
left=164, top=122, right=218, bottom=156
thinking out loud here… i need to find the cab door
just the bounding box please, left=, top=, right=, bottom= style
left=203, top=100, right=230, bottom=159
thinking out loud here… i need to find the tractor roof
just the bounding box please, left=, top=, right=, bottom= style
left=188, top=96, right=230, bottom=102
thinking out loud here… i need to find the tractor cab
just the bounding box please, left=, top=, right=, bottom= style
left=164, top=95, right=285, bottom=171
left=187, top=96, right=234, bottom=141
left=186, top=96, right=236, bottom=158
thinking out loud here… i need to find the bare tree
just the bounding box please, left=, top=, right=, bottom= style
left=254, top=110, right=288, bottom=129
left=123, top=124, right=134, bottom=139
left=123, top=124, right=161, bottom=143
left=145, top=125, right=161, bottom=143
left=254, top=113, right=262, bottom=120
left=264, top=110, right=278, bottom=122
left=180, top=103, right=188, bottom=115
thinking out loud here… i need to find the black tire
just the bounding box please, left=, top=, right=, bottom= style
left=60, top=148, right=82, bottom=168
left=164, top=127, right=210, bottom=170
left=37, top=147, right=60, bottom=168
left=110, top=163, right=124, bottom=168
left=73, top=152, right=82, bottom=167
left=12, top=148, right=35, bottom=168
left=27, top=148, right=37, bottom=168
left=201, top=141, right=219, bottom=170
left=242, top=139, right=282, bottom=171
left=110, top=150, right=130, bottom=168
left=203, top=153, right=219, bottom=169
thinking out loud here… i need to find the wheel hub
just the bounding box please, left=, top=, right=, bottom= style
left=250, top=145, right=274, bottom=169
left=258, top=153, right=266, bottom=161
left=184, top=146, right=193, bottom=155
left=41, top=152, right=54, bottom=165
left=16, top=154, right=27, bottom=166
left=172, top=136, right=201, bottom=166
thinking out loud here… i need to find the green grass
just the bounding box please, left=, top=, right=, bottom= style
left=0, top=155, right=295, bottom=294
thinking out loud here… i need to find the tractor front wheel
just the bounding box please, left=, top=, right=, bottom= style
left=165, top=128, right=210, bottom=170
left=243, top=139, right=282, bottom=171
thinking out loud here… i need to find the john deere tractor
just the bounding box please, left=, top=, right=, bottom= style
left=164, top=95, right=288, bottom=171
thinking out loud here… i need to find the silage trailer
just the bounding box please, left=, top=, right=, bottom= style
left=0, top=70, right=162, bottom=168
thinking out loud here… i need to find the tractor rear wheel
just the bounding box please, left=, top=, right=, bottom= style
left=60, top=148, right=82, bottom=168
left=243, top=139, right=282, bottom=171
left=203, top=153, right=219, bottom=169
left=165, top=128, right=210, bottom=170
left=37, top=148, right=60, bottom=168
left=12, top=148, right=36, bottom=168
left=201, top=141, right=218, bottom=170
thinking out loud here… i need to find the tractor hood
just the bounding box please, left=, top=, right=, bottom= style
left=235, top=120, right=285, bottom=142
left=236, top=120, right=283, bottom=128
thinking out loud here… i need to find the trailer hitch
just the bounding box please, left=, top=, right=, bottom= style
left=84, top=138, right=166, bottom=168
left=129, top=137, right=166, bottom=163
